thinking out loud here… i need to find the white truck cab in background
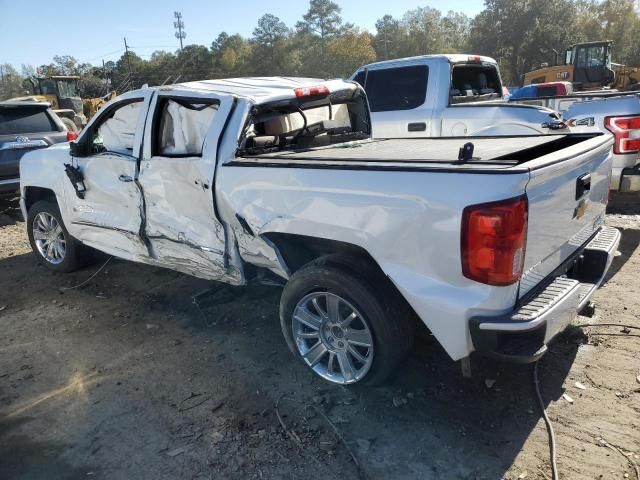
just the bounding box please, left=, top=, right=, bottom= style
left=351, top=54, right=566, bottom=138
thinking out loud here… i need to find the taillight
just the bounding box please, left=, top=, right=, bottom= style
left=604, top=115, right=640, bottom=154
left=67, top=131, right=78, bottom=141
left=294, top=85, right=329, bottom=98
left=461, top=196, right=528, bottom=286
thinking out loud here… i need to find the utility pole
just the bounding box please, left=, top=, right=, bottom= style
left=123, top=37, right=132, bottom=75
left=174, top=11, right=186, bottom=51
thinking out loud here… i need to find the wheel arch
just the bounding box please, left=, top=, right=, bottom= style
left=261, top=232, right=419, bottom=320
left=23, top=186, right=57, bottom=212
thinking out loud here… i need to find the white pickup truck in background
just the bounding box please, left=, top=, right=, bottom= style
left=19, top=77, right=620, bottom=386
left=350, top=54, right=567, bottom=138
left=510, top=90, right=640, bottom=191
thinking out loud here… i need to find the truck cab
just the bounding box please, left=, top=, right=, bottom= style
left=351, top=55, right=565, bottom=138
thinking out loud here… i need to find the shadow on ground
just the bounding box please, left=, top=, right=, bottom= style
left=0, top=246, right=585, bottom=479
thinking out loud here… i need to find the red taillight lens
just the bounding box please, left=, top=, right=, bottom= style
left=67, top=131, right=78, bottom=141
left=604, top=115, right=640, bottom=154
left=294, top=85, right=330, bottom=98
left=461, top=196, right=528, bottom=286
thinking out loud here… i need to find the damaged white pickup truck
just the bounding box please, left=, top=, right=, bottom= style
left=20, top=77, right=620, bottom=386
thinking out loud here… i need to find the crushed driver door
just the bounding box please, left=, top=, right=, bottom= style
left=64, top=91, right=154, bottom=261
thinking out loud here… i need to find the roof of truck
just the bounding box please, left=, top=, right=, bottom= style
left=356, top=54, right=497, bottom=71
left=0, top=100, right=51, bottom=108
left=173, top=77, right=358, bottom=104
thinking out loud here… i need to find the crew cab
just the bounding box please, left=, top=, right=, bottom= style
left=0, top=101, right=72, bottom=196
left=350, top=54, right=566, bottom=138
left=509, top=88, right=640, bottom=191
left=20, top=78, right=620, bottom=386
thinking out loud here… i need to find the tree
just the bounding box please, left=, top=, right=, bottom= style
left=373, top=15, right=407, bottom=60
left=326, top=30, right=377, bottom=77
left=0, top=64, right=27, bottom=100
left=175, top=44, right=213, bottom=81
left=297, top=0, right=343, bottom=38
left=78, top=75, right=108, bottom=97
left=467, top=0, right=578, bottom=84
left=211, top=32, right=254, bottom=77
left=251, top=14, right=290, bottom=75
left=296, top=0, right=343, bottom=75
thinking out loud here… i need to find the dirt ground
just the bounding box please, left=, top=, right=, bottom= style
left=1, top=193, right=639, bottom=480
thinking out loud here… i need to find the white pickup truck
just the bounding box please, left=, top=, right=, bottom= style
left=20, top=77, right=620, bottom=386
left=510, top=91, right=640, bottom=191
left=350, top=54, right=567, bottom=137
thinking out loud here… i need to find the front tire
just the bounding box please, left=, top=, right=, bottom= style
left=27, top=200, right=87, bottom=273
left=280, top=257, right=414, bottom=386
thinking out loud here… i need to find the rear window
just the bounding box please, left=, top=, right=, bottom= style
left=0, top=107, right=58, bottom=135
left=450, top=64, right=502, bottom=104
left=354, top=65, right=428, bottom=112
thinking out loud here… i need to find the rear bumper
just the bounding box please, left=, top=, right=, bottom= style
left=470, top=226, right=620, bottom=363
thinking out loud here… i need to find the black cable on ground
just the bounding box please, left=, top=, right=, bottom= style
left=581, top=323, right=640, bottom=330
left=60, top=256, right=113, bottom=291
left=533, top=361, right=559, bottom=480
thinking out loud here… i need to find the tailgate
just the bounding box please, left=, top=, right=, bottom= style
left=519, top=135, right=613, bottom=297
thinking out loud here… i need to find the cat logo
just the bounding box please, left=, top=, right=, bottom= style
left=556, top=71, right=569, bottom=79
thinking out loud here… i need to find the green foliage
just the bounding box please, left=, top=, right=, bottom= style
left=1, top=0, right=639, bottom=100
left=468, top=0, right=640, bottom=84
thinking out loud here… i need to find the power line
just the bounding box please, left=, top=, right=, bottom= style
left=81, top=48, right=125, bottom=63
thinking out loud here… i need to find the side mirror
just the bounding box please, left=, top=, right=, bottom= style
left=69, top=139, right=89, bottom=158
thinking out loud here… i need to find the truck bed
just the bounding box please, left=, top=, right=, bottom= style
left=237, top=134, right=604, bottom=170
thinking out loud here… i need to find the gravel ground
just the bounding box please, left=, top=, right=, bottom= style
left=0, top=193, right=639, bottom=480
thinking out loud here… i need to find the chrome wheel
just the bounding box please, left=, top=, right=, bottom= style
left=292, top=292, right=374, bottom=384
left=32, top=212, right=66, bottom=265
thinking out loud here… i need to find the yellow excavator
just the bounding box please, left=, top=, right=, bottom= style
left=523, top=40, right=640, bottom=91
left=13, top=76, right=115, bottom=132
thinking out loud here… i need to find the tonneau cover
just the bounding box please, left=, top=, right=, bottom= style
left=241, top=135, right=568, bottom=164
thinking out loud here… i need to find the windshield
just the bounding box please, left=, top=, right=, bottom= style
left=575, top=45, right=607, bottom=68
left=57, top=80, right=78, bottom=98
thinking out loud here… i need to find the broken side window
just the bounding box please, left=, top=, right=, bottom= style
left=154, top=98, right=219, bottom=157
left=94, top=100, right=143, bottom=155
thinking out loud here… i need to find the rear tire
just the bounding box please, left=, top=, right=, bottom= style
left=280, top=256, right=414, bottom=386
left=27, top=200, right=89, bottom=273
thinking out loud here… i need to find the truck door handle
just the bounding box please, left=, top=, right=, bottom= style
left=118, top=175, right=133, bottom=183
left=576, top=173, right=591, bottom=199
left=408, top=122, right=426, bottom=132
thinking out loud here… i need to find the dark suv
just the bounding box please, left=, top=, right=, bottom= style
left=0, top=101, right=70, bottom=196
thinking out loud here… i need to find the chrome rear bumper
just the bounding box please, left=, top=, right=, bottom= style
left=470, top=226, right=621, bottom=363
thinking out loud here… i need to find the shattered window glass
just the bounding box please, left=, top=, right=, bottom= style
left=95, top=100, right=143, bottom=155
left=157, top=99, right=219, bottom=156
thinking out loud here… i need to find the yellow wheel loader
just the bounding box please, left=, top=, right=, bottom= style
left=523, top=41, right=640, bottom=91
left=13, top=76, right=115, bottom=132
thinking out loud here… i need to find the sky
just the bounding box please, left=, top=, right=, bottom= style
left=0, top=0, right=484, bottom=69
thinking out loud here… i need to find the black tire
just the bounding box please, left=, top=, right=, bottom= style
left=280, top=255, right=414, bottom=386
left=27, top=200, right=89, bottom=273
left=60, top=117, right=78, bottom=133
